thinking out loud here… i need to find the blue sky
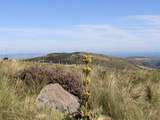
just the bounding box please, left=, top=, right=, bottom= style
left=0, top=0, right=160, bottom=54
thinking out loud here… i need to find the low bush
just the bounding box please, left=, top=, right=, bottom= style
left=18, top=66, right=83, bottom=97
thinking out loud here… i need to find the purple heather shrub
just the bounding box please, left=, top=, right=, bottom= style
left=18, top=66, right=83, bottom=97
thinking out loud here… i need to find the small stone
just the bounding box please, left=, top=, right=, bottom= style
left=98, top=115, right=112, bottom=120
left=35, top=114, right=47, bottom=119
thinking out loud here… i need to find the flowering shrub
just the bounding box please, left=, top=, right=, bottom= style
left=18, top=66, right=83, bottom=97
left=81, top=54, right=93, bottom=120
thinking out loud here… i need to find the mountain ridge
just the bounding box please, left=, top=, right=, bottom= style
left=26, top=52, right=138, bottom=70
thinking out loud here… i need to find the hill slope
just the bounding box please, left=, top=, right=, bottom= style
left=127, top=57, right=160, bottom=69
left=1, top=58, right=160, bottom=120
left=27, top=52, right=137, bottom=70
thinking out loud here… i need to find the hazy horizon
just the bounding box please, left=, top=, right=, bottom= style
left=1, top=51, right=160, bottom=59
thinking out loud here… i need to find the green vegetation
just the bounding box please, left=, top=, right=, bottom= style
left=127, top=56, right=160, bottom=69
left=27, top=52, right=137, bottom=70
left=0, top=57, right=160, bottom=120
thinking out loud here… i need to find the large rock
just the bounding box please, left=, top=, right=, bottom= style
left=36, top=83, right=80, bottom=114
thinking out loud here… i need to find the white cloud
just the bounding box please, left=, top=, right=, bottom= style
left=0, top=25, right=138, bottom=53
left=0, top=18, right=160, bottom=53
left=126, top=15, right=160, bottom=25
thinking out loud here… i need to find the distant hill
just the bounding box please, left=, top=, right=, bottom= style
left=127, top=57, right=160, bottom=69
left=26, top=52, right=137, bottom=70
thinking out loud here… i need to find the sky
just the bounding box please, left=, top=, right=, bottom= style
left=0, top=0, right=160, bottom=54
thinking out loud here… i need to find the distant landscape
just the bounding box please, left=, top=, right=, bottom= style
left=1, top=0, right=160, bottom=120
left=1, top=51, right=160, bottom=69
left=1, top=51, right=160, bottom=59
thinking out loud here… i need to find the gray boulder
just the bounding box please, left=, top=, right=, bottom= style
left=36, top=83, right=80, bottom=114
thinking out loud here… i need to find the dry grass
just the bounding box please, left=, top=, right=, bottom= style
left=90, top=67, right=160, bottom=120
left=0, top=61, right=64, bottom=120
left=0, top=61, right=160, bottom=120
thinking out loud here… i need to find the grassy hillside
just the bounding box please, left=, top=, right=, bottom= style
left=0, top=60, right=160, bottom=120
left=127, top=57, right=160, bottom=69
left=27, top=52, right=137, bottom=70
